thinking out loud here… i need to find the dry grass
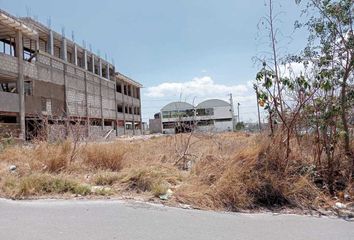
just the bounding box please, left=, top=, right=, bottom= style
left=83, top=143, right=129, bottom=171
left=175, top=134, right=327, bottom=210
left=1, top=173, right=91, bottom=198
left=0, top=140, right=73, bottom=174
left=33, top=141, right=72, bottom=172
left=121, top=165, right=183, bottom=197
left=94, top=172, right=121, bottom=185
left=0, top=132, right=343, bottom=212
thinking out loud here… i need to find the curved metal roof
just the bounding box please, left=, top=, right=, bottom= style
left=196, top=99, right=230, bottom=108
left=161, top=101, right=194, bottom=111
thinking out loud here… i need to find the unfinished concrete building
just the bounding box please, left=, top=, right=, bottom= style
left=0, top=9, right=142, bottom=140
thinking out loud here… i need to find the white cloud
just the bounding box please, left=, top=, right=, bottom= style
left=145, top=76, right=249, bottom=100
left=279, top=62, right=315, bottom=79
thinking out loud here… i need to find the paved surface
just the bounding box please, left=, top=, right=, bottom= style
left=0, top=199, right=353, bottom=240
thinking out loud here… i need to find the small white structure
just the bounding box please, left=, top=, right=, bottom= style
left=160, top=99, right=234, bottom=134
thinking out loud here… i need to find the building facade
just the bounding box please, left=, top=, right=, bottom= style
left=160, top=99, right=234, bottom=134
left=0, top=9, right=142, bottom=140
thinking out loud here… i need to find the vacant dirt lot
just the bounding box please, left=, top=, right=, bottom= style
left=0, top=132, right=353, bottom=215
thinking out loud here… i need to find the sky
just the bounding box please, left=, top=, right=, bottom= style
left=1, top=0, right=309, bottom=123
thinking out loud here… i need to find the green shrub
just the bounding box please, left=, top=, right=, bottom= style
left=16, top=174, right=91, bottom=197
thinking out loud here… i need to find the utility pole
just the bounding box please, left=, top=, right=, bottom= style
left=229, top=93, right=235, bottom=131
left=237, top=102, right=240, bottom=123
left=255, top=85, right=262, bottom=131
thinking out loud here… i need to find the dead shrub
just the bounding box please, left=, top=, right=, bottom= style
left=0, top=141, right=72, bottom=174
left=121, top=166, right=182, bottom=196
left=84, top=143, right=129, bottom=171
left=177, top=134, right=325, bottom=210
left=94, top=172, right=121, bottom=185
left=32, top=140, right=72, bottom=173
left=0, top=174, right=17, bottom=197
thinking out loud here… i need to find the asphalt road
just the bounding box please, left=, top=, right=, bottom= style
left=0, top=199, right=353, bottom=240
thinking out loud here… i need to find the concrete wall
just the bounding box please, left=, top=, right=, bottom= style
left=212, top=106, right=232, bottom=119
left=0, top=92, right=19, bottom=113
left=117, top=127, right=124, bottom=136
left=101, top=80, right=116, bottom=119
left=23, top=61, right=37, bottom=79
left=197, top=121, right=232, bottom=133
left=88, top=125, right=116, bottom=140
left=214, top=120, right=233, bottom=132
left=0, top=53, right=18, bottom=77
left=86, top=74, right=101, bottom=118
left=149, top=118, right=162, bottom=133
left=25, top=80, right=65, bottom=116
left=36, top=52, right=118, bottom=120
left=0, top=53, right=37, bottom=82
left=197, top=125, right=216, bottom=133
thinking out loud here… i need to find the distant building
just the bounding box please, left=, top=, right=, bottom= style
left=195, top=99, right=234, bottom=132
left=159, top=99, right=234, bottom=134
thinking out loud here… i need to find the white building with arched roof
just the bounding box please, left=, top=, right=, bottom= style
left=161, top=101, right=195, bottom=134
left=159, top=99, right=234, bottom=134
left=196, top=99, right=233, bottom=132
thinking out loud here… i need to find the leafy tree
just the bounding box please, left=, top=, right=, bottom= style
left=255, top=0, right=353, bottom=193
left=296, top=0, right=354, bottom=180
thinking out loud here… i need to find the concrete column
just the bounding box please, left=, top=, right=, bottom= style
left=99, top=58, right=102, bottom=77
left=122, top=82, right=126, bottom=135
left=74, top=44, right=78, bottom=66
left=61, top=37, right=67, bottom=61
left=83, top=50, right=88, bottom=70
left=35, top=36, right=40, bottom=53
left=99, top=78, right=104, bottom=130
left=106, top=64, right=110, bottom=80
left=114, top=80, right=118, bottom=136
left=138, top=87, right=143, bottom=134
left=91, top=55, right=95, bottom=73
left=15, top=31, right=25, bottom=139
left=63, top=63, right=69, bottom=137
left=62, top=32, right=68, bottom=135
left=48, top=30, right=54, bottom=55
left=131, top=85, right=135, bottom=135
left=84, top=72, right=90, bottom=137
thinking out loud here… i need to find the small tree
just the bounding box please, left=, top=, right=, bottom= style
left=295, top=0, right=354, bottom=179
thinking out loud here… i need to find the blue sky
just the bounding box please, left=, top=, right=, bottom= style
left=1, top=0, right=308, bottom=122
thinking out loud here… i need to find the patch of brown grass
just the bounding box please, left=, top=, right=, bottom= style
left=176, top=134, right=325, bottom=210
left=0, top=132, right=332, bottom=212
left=121, top=165, right=183, bottom=197
left=83, top=143, right=129, bottom=171
left=0, top=141, right=72, bottom=174
left=32, top=141, right=72, bottom=173
left=93, top=172, right=121, bottom=185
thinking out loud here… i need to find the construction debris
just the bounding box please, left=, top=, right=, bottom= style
left=159, top=189, right=173, bottom=200
left=8, top=165, right=16, bottom=172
